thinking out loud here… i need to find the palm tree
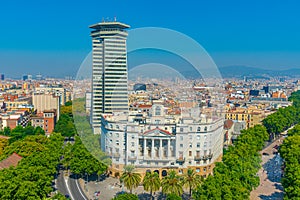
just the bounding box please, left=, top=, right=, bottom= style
left=143, top=171, right=161, bottom=199
left=161, top=170, right=183, bottom=196
left=120, top=165, right=141, bottom=194
left=182, top=168, right=203, bottom=197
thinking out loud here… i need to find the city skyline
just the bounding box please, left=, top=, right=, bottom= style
left=1, top=0, right=300, bottom=78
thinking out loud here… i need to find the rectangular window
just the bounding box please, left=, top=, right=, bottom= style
left=189, top=151, right=192, bottom=156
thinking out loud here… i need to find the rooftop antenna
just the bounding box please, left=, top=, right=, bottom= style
left=114, top=16, right=117, bottom=22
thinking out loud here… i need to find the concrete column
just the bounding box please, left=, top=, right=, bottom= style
left=151, top=139, right=155, bottom=158
left=168, top=139, right=171, bottom=158
left=143, top=138, right=147, bottom=157
left=159, top=139, right=163, bottom=158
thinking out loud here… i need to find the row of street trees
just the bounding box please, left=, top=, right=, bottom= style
left=263, top=90, right=300, bottom=139
left=279, top=124, right=300, bottom=199
left=193, top=125, right=268, bottom=199
left=119, top=165, right=203, bottom=199
left=62, top=136, right=107, bottom=178
left=277, top=90, right=300, bottom=199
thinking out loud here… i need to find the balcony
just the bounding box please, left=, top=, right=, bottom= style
left=128, top=156, right=137, bottom=160
left=143, top=156, right=170, bottom=161
left=194, top=156, right=202, bottom=161
left=208, top=154, right=213, bottom=159
left=203, top=154, right=213, bottom=160
left=176, top=157, right=185, bottom=164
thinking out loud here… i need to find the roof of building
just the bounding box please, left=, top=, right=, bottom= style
left=224, top=119, right=234, bottom=129
left=90, top=21, right=130, bottom=29
left=0, top=153, right=23, bottom=170
left=143, top=127, right=172, bottom=136
left=138, top=104, right=152, bottom=108
left=0, top=135, right=10, bottom=140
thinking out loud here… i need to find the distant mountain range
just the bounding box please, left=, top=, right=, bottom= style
left=218, top=66, right=300, bottom=78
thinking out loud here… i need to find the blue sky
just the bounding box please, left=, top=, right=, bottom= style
left=1, top=0, right=300, bottom=78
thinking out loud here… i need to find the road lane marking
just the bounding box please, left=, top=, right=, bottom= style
left=75, top=178, right=88, bottom=200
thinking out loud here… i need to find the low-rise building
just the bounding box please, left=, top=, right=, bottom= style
left=101, top=105, right=223, bottom=178
left=31, top=110, right=56, bottom=134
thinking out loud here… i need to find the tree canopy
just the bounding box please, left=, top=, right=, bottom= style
left=280, top=124, right=300, bottom=199
left=62, top=136, right=107, bottom=176
left=193, top=125, right=268, bottom=199
left=0, top=133, right=64, bottom=199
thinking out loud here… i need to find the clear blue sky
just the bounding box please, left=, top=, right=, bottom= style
left=1, top=0, right=300, bottom=78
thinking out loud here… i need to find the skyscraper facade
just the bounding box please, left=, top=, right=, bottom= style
left=90, top=21, right=130, bottom=134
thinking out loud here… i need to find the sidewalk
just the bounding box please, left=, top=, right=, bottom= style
left=250, top=137, right=284, bottom=200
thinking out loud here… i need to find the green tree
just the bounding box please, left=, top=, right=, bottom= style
left=143, top=171, right=161, bottom=199
left=3, top=127, right=11, bottom=136
left=279, top=127, right=300, bottom=199
left=54, top=114, right=76, bottom=137
left=0, top=133, right=65, bottom=199
left=120, top=165, right=141, bottom=194
left=161, top=170, right=183, bottom=196
left=182, top=168, right=202, bottom=197
left=166, top=193, right=182, bottom=200
left=63, top=137, right=107, bottom=177
left=112, top=193, right=138, bottom=200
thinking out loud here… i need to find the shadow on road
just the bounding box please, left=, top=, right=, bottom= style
left=259, top=191, right=284, bottom=200
left=262, top=154, right=283, bottom=183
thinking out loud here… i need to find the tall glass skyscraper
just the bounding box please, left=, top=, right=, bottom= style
left=90, top=21, right=130, bottom=134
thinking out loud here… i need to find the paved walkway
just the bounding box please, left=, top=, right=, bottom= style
left=80, top=175, right=190, bottom=200
left=250, top=137, right=284, bottom=200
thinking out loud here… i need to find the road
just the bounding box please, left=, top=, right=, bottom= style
left=56, top=138, right=86, bottom=200
left=68, top=174, right=88, bottom=200
left=56, top=169, right=69, bottom=196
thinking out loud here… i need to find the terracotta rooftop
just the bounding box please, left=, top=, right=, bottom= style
left=224, top=119, right=234, bottom=129
left=143, top=127, right=172, bottom=136
left=0, top=153, right=23, bottom=170
left=0, top=135, right=10, bottom=140
left=138, top=104, right=152, bottom=108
